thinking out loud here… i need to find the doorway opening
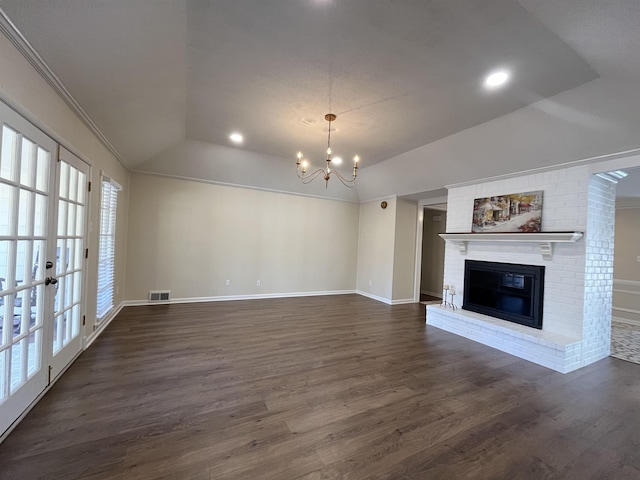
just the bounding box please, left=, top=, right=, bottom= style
left=416, top=202, right=447, bottom=304
left=611, top=165, right=640, bottom=364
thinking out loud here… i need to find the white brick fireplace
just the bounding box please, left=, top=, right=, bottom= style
left=427, top=164, right=616, bottom=373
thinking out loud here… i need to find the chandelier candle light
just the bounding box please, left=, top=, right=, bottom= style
left=296, top=113, right=360, bottom=188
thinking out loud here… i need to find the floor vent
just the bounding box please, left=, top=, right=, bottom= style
left=148, top=290, right=170, bottom=302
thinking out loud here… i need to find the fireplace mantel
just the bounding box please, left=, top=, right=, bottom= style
left=439, top=232, right=583, bottom=260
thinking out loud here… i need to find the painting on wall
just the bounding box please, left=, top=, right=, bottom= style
left=472, top=191, right=543, bottom=233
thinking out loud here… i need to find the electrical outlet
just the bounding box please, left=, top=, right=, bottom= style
left=115, top=285, right=119, bottom=295
left=637, top=256, right=640, bottom=263
left=257, top=280, right=261, bottom=287
left=368, top=280, right=372, bottom=286
left=226, top=279, right=231, bottom=286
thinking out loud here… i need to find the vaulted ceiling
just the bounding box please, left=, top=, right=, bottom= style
left=1, top=0, right=640, bottom=202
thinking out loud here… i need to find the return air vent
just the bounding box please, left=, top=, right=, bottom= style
left=148, top=290, right=170, bottom=302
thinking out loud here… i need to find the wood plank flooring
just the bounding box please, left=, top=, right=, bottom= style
left=0, top=294, right=639, bottom=479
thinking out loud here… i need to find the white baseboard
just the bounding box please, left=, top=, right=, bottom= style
left=612, top=315, right=640, bottom=327
left=124, top=290, right=419, bottom=307
left=391, top=298, right=416, bottom=305
left=612, top=306, right=640, bottom=314
left=84, top=302, right=124, bottom=349
left=612, top=279, right=640, bottom=324
left=613, top=279, right=640, bottom=288
left=355, top=290, right=392, bottom=305
left=123, top=290, right=358, bottom=307
left=613, top=289, right=640, bottom=296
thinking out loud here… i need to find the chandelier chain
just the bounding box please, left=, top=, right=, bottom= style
left=295, top=4, right=359, bottom=190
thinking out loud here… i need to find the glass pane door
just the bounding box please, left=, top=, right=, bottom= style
left=0, top=102, right=56, bottom=435
left=50, top=149, right=89, bottom=379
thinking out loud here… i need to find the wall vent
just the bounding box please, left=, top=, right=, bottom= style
left=148, top=290, right=170, bottom=302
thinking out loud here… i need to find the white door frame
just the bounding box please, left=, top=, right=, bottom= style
left=0, top=100, right=93, bottom=440
left=0, top=101, right=58, bottom=436
left=49, top=147, right=90, bottom=380
left=412, top=196, right=448, bottom=303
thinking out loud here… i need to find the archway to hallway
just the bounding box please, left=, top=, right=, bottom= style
left=611, top=165, right=640, bottom=364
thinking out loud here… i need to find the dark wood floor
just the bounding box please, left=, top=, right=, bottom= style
left=1, top=295, right=639, bottom=479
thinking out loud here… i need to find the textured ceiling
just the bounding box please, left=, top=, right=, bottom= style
left=0, top=0, right=596, bottom=167
left=1, top=0, right=640, bottom=203
left=185, top=0, right=596, bottom=167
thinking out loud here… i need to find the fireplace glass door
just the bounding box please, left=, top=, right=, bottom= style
left=463, top=260, right=545, bottom=329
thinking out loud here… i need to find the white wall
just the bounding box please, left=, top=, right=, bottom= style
left=125, top=173, right=359, bottom=301
left=355, top=197, right=417, bottom=304
left=0, top=33, right=129, bottom=334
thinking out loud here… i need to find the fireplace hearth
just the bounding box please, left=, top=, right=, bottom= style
left=463, top=260, right=545, bottom=329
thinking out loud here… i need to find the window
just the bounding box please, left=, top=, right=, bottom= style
left=96, top=174, right=121, bottom=319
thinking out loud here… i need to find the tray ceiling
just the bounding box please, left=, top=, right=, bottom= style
left=2, top=1, right=640, bottom=203
left=0, top=0, right=597, bottom=170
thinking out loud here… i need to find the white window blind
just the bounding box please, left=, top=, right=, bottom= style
left=97, top=174, right=121, bottom=319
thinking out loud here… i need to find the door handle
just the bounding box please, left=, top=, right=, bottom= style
left=45, top=277, right=58, bottom=286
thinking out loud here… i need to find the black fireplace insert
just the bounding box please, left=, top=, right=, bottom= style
left=463, top=260, right=545, bottom=329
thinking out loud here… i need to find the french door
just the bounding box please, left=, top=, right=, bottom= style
left=0, top=102, right=89, bottom=436
left=50, top=148, right=89, bottom=379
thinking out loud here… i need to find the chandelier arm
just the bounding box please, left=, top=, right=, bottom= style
left=295, top=113, right=359, bottom=188
left=331, top=169, right=357, bottom=188
left=297, top=168, right=326, bottom=184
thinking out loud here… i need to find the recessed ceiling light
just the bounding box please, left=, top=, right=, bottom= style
left=484, top=70, right=510, bottom=89
left=332, top=156, right=343, bottom=165
left=229, top=132, right=243, bottom=144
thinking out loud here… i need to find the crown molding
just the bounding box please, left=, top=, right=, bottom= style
left=131, top=169, right=362, bottom=204
left=0, top=9, right=129, bottom=169
left=445, top=148, right=640, bottom=190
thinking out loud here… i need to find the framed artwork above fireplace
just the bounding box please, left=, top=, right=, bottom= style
left=472, top=190, right=543, bottom=233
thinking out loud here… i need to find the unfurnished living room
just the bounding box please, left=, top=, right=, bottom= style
left=1, top=1, right=640, bottom=479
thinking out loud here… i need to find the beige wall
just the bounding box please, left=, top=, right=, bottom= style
left=356, top=198, right=396, bottom=301
left=0, top=33, right=129, bottom=335
left=125, top=173, right=359, bottom=301
left=420, top=208, right=445, bottom=297
left=355, top=197, right=418, bottom=303
left=392, top=199, right=417, bottom=302
left=614, top=207, right=640, bottom=281
left=613, top=206, right=640, bottom=323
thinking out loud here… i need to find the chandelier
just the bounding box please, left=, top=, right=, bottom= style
left=296, top=113, right=360, bottom=188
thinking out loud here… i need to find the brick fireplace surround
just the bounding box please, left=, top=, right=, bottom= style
left=427, top=164, right=617, bottom=373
